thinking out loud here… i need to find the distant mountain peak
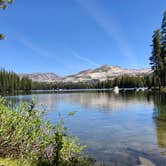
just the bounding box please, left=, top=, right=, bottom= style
left=19, top=65, right=151, bottom=83
left=77, top=69, right=93, bottom=75
left=94, top=65, right=121, bottom=72
left=93, top=65, right=109, bottom=72
left=62, top=65, right=151, bottom=82
left=19, top=72, right=61, bottom=83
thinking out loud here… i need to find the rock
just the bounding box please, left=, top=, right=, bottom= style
left=160, top=151, right=166, bottom=156
left=139, top=157, right=156, bottom=166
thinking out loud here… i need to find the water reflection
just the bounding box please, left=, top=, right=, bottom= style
left=7, top=92, right=154, bottom=112
left=153, top=93, right=166, bottom=150
left=153, top=93, right=166, bottom=121
left=62, top=92, right=154, bottom=111
left=6, top=91, right=166, bottom=165
left=156, top=120, right=166, bottom=149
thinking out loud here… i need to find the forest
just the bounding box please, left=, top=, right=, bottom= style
left=0, top=69, right=32, bottom=93
left=0, top=69, right=155, bottom=93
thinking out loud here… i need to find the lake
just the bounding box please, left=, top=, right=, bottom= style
left=6, top=91, right=166, bottom=166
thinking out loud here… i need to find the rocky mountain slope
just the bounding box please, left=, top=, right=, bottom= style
left=19, top=73, right=61, bottom=83
left=20, top=65, right=151, bottom=83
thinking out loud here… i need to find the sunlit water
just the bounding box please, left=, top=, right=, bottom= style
left=6, top=92, right=166, bottom=166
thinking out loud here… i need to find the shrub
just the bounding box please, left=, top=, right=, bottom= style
left=0, top=98, right=93, bottom=165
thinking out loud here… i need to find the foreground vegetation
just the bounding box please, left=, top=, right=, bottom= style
left=0, top=98, right=94, bottom=166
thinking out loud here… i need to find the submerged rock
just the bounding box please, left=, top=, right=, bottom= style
left=160, top=151, right=166, bottom=156
left=139, top=157, right=156, bottom=166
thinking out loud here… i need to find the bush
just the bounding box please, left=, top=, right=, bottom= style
left=0, top=98, right=93, bottom=166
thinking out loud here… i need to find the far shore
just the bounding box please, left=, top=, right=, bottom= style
left=31, top=87, right=149, bottom=93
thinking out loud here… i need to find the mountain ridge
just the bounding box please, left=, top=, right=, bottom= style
left=20, top=65, right=151, bottom=83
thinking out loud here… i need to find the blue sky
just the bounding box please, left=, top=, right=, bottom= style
left=0, top=0, right=165, bottom=76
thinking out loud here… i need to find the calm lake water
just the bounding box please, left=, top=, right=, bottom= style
left=6, top=91, right=166, bottom=166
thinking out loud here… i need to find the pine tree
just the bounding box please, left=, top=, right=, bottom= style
left=0, top=69, right=32, bottom=93
left=149, top=30, right=162, bottom=88
left=161, top=10, right=166, bottom=86
left=161, top=11, right=166, bottom=46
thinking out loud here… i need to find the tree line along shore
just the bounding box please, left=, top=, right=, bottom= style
left=0, top=68, right=157, bottom=94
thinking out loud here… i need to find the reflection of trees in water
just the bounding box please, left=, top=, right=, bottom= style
left=153, top=93, right=166, bottom=149
left=7, top=94, right=61, bottom=110
left=7, top=92, right=154, bottom=112
left=62, top=92, right=153, bottom=111
left=155, top=120, right=166, bottom=148
left=153, top=93, right=166, bottom=121
left=6, top=96, right=32, bottom=109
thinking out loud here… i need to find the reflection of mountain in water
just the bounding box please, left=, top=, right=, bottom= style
left=35, top=94, right=60, bottom=110
left=24, top=92, right=166, bottom=152
left=58, top=92, right=154, bottom=111
left=8, top=92, right=154, bottom=112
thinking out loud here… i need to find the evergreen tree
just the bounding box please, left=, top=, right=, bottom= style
left=161, top=10, right=166, bottom=86
left=161, top=11, right=166, bottom=46
left=149, top=10, right=166, bottom=88
left=149, top=30, right=162, bottom=88
left=0, top=69, right=32, bottom=93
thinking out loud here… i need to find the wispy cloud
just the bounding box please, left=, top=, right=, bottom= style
left=19, top=36, right=99, bottom=74
left=74, top=0, right=138, bottom=67
left=19, top=38, right=58, bottom=60
left=17, top=36, right=73, bottom=73
left=20, top=37, right=100, bottom=68
left=71, top=49, right=100, bottom=67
